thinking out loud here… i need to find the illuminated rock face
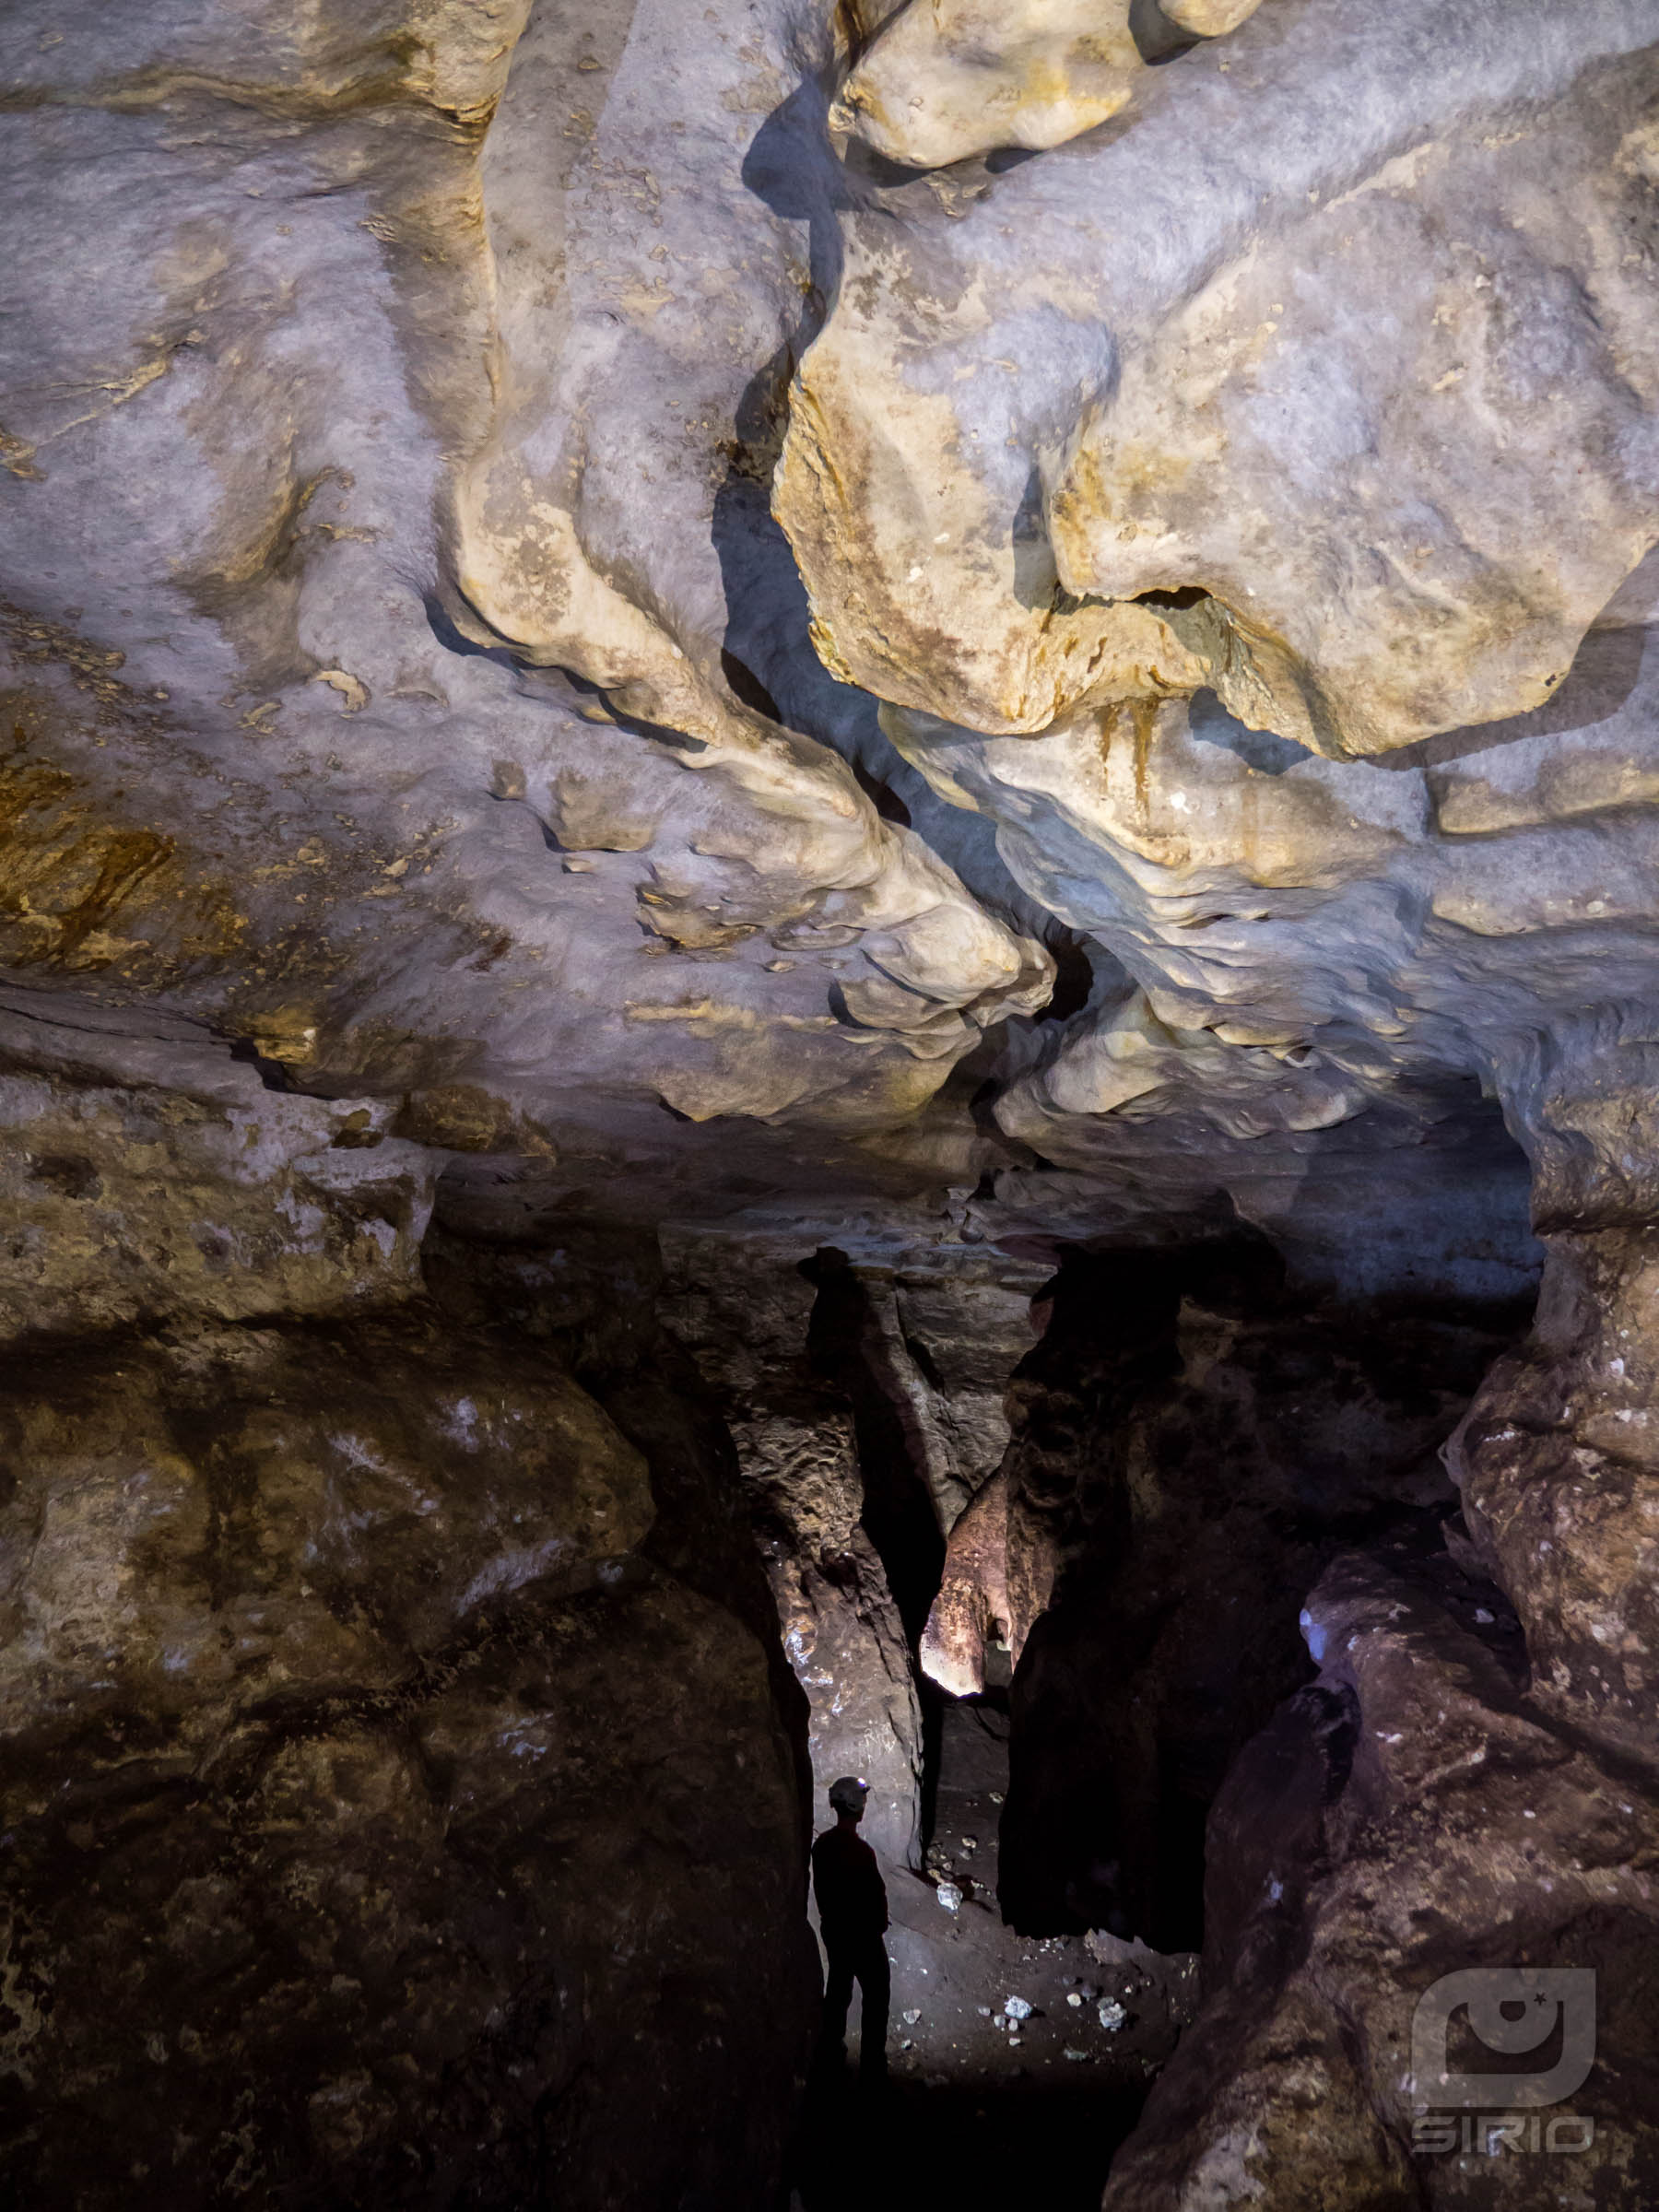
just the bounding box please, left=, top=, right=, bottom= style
left=4, top=0, right=1658, bottom=1239
left=0, top=0, right=1051, bottom=1196
left=920, top=1467, right=1022, bottom=1699
left=4, top=0, right=1659, bottom=2203
left=786, top=4, right=1659, bottom=758
left=831, top=0, right=1266, bottom=171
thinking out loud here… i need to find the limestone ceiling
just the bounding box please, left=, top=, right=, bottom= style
left=2, top=0, right=1656, bottom=1283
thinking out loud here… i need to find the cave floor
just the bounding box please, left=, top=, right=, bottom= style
left=790, top=2068, right=1147, bottom=2212
left=788, top=1700, right=1196, bottom=2209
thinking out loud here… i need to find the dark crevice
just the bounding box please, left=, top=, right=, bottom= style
left=720, top=646, right=782, bottom=724
left=1133, top=582, right=1209, bottom=611
left=1129, top=0, right=1204, bottom=65
left=1038, top=931, right=1094, bottom=1023
left=226, top=1034, right=293, bottom=1092
left=852, top=758, right=912, bottom=827
left=990, top=1238, right=1537, bottom=1952
left=982, top=145, right=1042, bottom=174
left=800, top=1248, right=946, bottom=1642
left=423, top=591, right=519, bottom=670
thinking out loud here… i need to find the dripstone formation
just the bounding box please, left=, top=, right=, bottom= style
left=2, top=0, right=1657, bottom=2205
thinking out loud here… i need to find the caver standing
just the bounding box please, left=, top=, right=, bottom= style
left=811, top=1775, right=889, bottom=2084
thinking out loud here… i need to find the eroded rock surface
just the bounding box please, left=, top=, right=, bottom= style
left=981, top=1244, right=1525, bottom=1948
left=785, top=5, right=1659, bottom=757
left=0, top=1305, right=816, bottom=2211
left=0, top=0, right=1054, bottom=1209
left=1102, top=1551, right=1659, bottom=2209
left=0, top=1036, right=818, bottom=2210
left=661, top=1230, right=925, bottom=1868
left=0, top=993, right=433, bottom=1342
left=920, top=1467, right=1020, bottom=1699
left=1449, top=1230, right=1659, bottom=1736
left=1, top=0, right=1656, bottom=1253
left=832, top=0, right=1266, bottom=171
left=5, top=0, right=1659, bottom=2202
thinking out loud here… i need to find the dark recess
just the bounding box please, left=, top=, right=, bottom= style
left=801, top=1248, right=946, bottom=1641
left=993, top=1239, right=1535, bottom=1950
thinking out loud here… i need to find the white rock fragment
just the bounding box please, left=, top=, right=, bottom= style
left=935, top=1881, right=963, bottom=1912
left=1099, top=1999, right=1127, bottom=2031
left=1004, top=1995, right=1032, bottom=2019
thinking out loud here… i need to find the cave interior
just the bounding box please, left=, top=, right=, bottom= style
left=2, top=0, right=1658, bottom=2206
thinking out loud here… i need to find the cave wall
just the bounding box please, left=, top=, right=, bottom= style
left=901, top=1204, right=1659, bottom=2206
left=658, top=1230, right=926, bottom=1871
left=1102, top=1538, right=1659, bottom=2210
left=1091, top=1104, right=1659, bottom=2205
left=656, top=1230, right=1044, bottom=1869
left=0, top=1027, right=818, bottom=2212
left=913, top=1241, right=1528, bottom=1950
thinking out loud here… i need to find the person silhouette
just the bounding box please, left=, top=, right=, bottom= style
left=811, top=1775, right=889, bottom=2085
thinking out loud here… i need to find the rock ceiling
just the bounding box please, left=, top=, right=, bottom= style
left=4, top=0, right=1658, bottom=1292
